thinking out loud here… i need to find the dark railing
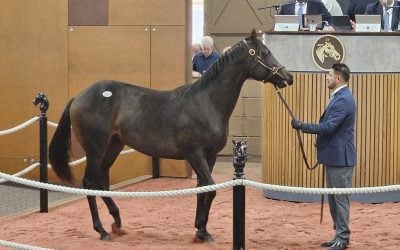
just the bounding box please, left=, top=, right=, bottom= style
left=33, top=92, right=49, bottom=213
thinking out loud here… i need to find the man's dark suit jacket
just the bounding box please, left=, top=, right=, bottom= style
left=365, top=1, right=400, bottom=31
left=301, top=87, right=356, bottom=167
left=278, top=0, right=333, bottom=24
left=347, top=0, right=376, bottom=21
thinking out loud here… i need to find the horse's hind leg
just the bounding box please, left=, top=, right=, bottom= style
left=86, top=195, right=109, bottom=240
left=99, top=135, right=125, bottom=235
left=81, top=133, right=120, bottom=240
left=83, top=158, right=110, bottom=240
left=187, top=153, right=216, bottom=242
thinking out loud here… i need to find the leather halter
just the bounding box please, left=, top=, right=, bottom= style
left=242, top=40, right=286, bottom=81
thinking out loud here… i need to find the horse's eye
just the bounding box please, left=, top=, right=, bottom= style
left=263, top=51, right=270, bottom=58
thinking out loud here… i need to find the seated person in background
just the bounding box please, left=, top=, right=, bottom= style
left=192, top=36, right=220, bottom=75
left=322, top=0, right=343, bottom=16
left=347, top=0, right=376, bottom=21
left=279, top=0, right=333, bottom=27
left=192, top=42, right=202, bottom=59
left=365, top=0, right=400, bottom=31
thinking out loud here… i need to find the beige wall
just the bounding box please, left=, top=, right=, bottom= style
left=219, top=80, right=263, bottom=155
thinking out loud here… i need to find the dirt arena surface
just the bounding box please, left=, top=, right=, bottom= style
left=0, top=163, right=399, bottom=250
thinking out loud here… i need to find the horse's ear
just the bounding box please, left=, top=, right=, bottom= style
left=250, top=29, right=257, bottom=42
left=232, top=139, right=236, bottom=145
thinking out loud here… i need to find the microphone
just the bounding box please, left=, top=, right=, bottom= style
left=258, top=2, right=296, bottom=11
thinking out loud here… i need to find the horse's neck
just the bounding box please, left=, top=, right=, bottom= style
left=200, top=69, right=248, bottom=120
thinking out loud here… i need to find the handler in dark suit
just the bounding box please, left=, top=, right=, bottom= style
left=292, top=63, right=356, bottom=250
left=347, top=0, right=376, bottom=21
left=278, top=0, right=333, bottom=26
left=365, top=0, right=400, bottom=31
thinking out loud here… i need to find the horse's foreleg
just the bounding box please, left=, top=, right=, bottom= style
left=187, top=154, right=216, bottom=242
left=194, top=190, right=216, bottom=241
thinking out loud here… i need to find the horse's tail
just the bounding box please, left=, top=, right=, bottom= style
left=49, top=98, right=75, bottom=183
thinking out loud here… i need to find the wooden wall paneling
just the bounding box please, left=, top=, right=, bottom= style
left=316, top=73, right=325, bottom=187
left=263, top=85, right=269, bottom=183
left=384, top=74, right=390, bottom=184
left=353, top=74, right=361, bottom=187
left=386, top=74, right=393, bottom=185
left=150, top=26, right=186, bottom=90
left=393, top=74, right=399, bottom=184
left=68, top=26, right=151, bottom=96
left=395, top=74, right=400, bottom=184
left=109, top=0, right=186, bottom=25
left=381, top=74, right=388, bottom=186
left=391, top=74, right=400, bottom=184
left=370, top=74, right=377, bottom=186
left=304, top=73, right=311, bottom=186
left=310, top=73, right=317, bottom=187
left=378, top=74, right=384, bottom=186
left=289, top=84, right=296, bottom=186
left=359, top=74, right=367, bottom=186
left=294, top=73, right=301, bottom=187
left=0, top=0, right=68, bottom=178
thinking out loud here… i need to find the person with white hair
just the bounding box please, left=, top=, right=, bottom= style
left=192, top=36, right=220, bottom=74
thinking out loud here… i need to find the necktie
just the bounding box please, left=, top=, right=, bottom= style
left=383, top=10, right=390, bottom=31
left=297, top=3, right=304, bottom=28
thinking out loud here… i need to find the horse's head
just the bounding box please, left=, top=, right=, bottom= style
left=320, top=41, right=340, bottom=60
left=244, top=30, right=293, bottom=89
left=316, top=41, right=340, bottom=64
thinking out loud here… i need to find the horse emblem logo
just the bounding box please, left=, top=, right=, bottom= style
left=312, top=35, right=345, bottom=71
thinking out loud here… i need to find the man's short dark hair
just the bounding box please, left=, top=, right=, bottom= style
left=332, top=63, right=350, bottom=82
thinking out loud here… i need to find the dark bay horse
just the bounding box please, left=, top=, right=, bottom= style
left=49, top=30, right=293, bottom=242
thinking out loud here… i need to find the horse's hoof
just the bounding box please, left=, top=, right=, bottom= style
left=194, top=231, right=214, bottom=242
left=112, top=223, right=127, bottom=236
left=100, top=234, right=111, bottom=241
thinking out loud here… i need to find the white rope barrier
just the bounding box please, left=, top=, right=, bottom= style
left=242, top=179, right=400, bottom=195
left=0, top=172, right=237, bottom=198
left=0, top=163, right=40, bottom=184
left=1, top=172, right=400, bottom=198
left=0, top=239, right=53, bottom=250
left=46, top=121, right=58, bottom=128
left=0, top=117, right=39, bottom=136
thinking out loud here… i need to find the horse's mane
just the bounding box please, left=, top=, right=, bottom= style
left=203, top=41, right=246, bottom=79
left=173, top=31, right=261, bottom=99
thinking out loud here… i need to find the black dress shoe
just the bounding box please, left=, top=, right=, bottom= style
left=328, top=240, right=348, bottom=250
left=320, top=239, right=336, bottom=247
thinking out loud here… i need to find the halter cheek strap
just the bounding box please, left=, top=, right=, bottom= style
left=243, top=40, right=286, bottom=80
left=249, top=53, right=286, bottom=81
